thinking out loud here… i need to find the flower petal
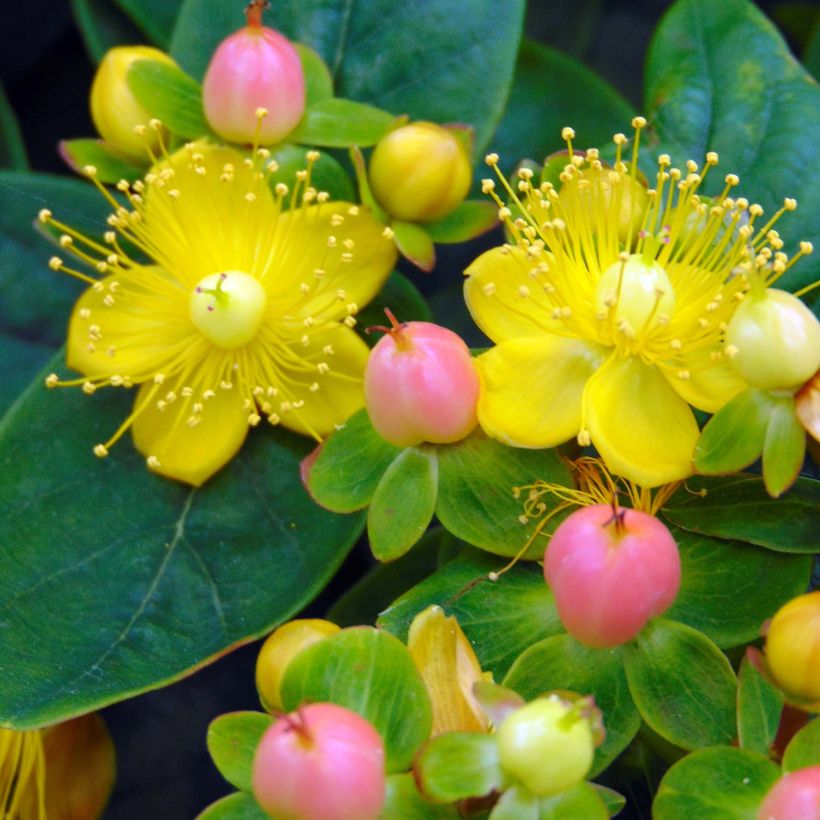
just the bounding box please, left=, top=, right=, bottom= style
left=585, top=355, right=699, bottom=487
left=131, top=373, right=248, bottom=486
left=268, top=203, right=397, bottom=322
left=658, top=345, right=747, bottom=413
left=464, top=245, right=555, bottom=342
left=278, top=324, right=371, bottom=439
left=476, top=335, right=607, bottom=447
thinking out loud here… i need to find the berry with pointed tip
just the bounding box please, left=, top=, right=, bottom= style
left=544, top=504, right=681, bottom=648
left=252, top=703, right=385, bottom=820
left=202, top=2, right=305, bottom=145
left=757, top=766, right=820, bottom=820
left=364, top=312, right=479, bottom=447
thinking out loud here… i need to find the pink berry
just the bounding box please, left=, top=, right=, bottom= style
left=252, top=703, right=386, bottom=820
left=758, top=767, right=820, bottom=820
left=202, top=2, right=305, bottom=145
left=364, top=311, right=480, bottom=447
left=544, top=504, right=681, bottom=648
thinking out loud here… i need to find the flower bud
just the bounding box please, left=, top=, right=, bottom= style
left=757, top=766, right=820, bottom=820
left=368, top=122, right=472, bottom=222
left=202, top=4, right=305, bottom=145
left=365, top=312, right=479, bottom=447
left=726, top=288, right=820, bottom=392
left=765, top=591, right=820, bottom=703
left=256, top=619, right=340, bottom=712
left=497, top=694, right=596, bottom=796
left=90, top=46, right=177, bottom=160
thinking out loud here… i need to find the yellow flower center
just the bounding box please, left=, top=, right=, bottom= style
left=189, top=270, right=267, bottom=348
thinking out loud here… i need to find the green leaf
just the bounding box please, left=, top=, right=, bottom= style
left=436, top=431, right=572, bottom=559
left=664, top=527, right=813, bottom=648
left=491, top=785, right=539, bottom=820
left=356, top=271, right=433, bottom=343
left=0, top=355, right=365, bottom=729
left=783, top=716, right=820, bottom=771
left=170, top=0, right=526, bottom=155
left=306, top=408, right=401, bottom=513
left=694, top=388, right=772, bottom=475
left=0, top=171, right=115, bottom=345
left=59, top=139, right=145, bottom=184
left=294, top=43, right=334, bottom=106
left=197, top=791, right=268, bottom=820
left=0, top=82, right=27, bottom=170
left=380, top=773, right=460, bottom=819
left=206, top=711, right=274, bottom=792
left=539, top=783, right=609, bottom=820
left=662, top=475, right=820, bottom=553
left=115, top=0, right=184, bottom=49
left=762, top=395, right=805, bottom=497
left=737, top=657, right=782, bottom=756
left=645, top=0, right=820, bottom=302
left=127, top=59, right=210, bottom=140
left=71, top=0, right=143, bottom=63
left=490, top=38, right=634, bottom=173
left=504, top=635, right=641, bottom=777
left=653, top=746, right=780, bottom=820
left=415, top=732, right=503, bottom=803
left=624, top=619, right=738, bottom=751
left=426, top=201, right=499, bottom=244
left=590, top=784, right=627, bottom=818
left=289, top=98, right=396, bottom=148
left=0, top=333, right=52, bottom=418
left=266, top=143, right=355, bottom=202
left=280, top=627, right=432, bottom=773
left=379, top=547, right=561, bottom=679
left=391, top=220, right=436, bottom=272
left=368, top=447, right=438, bottom=561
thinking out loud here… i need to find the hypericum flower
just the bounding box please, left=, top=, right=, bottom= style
left=42, top=137, right=396, bottom=485
left=465, top=118, right=813, bottom=486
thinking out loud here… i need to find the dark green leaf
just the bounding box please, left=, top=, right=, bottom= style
left=280, top=627, right=432, bottom=773
left=170, top=0, right=526, bottom=155
left=662, top=475, right=820, bottom=553
left=762, top=395, right=805, bottom=497
left=289, top=98, right=396, bottom=148
left=0, top=82, right=27, bottom=170
left=206, top=712, right=274, bottom=792
left=115, top=0, right=184, bottom=49
left=624, top=619, right=737, bottom=750
left=380, top=773, right=460, bottom=819
left=59, top=139, right=145, bottom=184
left=306, top=408, right=401, bottom=513
left=266, top=143, right=355, bottom=202
left=736, top=657, right=782, bottom=756
left=379, top=547, right=561, bottom=680
left=782, top=716, right=820, bottom=771
left=694, top=389, right=772, bottom=474
left=71, top=0, right=143, bottom=62
left=653, top=746, right=780, bottom=820
left=197, top=791, right=268, bottom=820
left=426, top=201, right=499, bottom=244
left=645, top=0, right=820, bottom=303
left=294, top=43, right=334, bottom=106
left=356, top=272, right=433, bottom=343
left=367, top=446, right=438, bottom=561
left=490, top=39, right=635, bottom=175
left=415, top=732, right=502, bottom=803
left=539, top=783, right=609, bottom=820
left=504, top=635, right=641, bottom=777
left=391, top=220, right=436, bottom=272
left=0, top=355, right=365, bottom=728
left=0, top=171, right=115, bottom=345
left=665, top=527, right=812, bottom=648
left=127, top=59, right=210, bottom=140
left=436, top=431, right=572, bottom=558
left=0, top=333, right=52, bottom=417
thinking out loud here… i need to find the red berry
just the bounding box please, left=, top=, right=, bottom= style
left=758, top=766, right=820, bottom=820
left=544, top=504, right=681, bottom=647
left=364, top=312, right=479, bottom=447
left=252, top=703, right=385, bottom=820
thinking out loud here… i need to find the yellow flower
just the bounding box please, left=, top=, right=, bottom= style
left=465, top=119, right=811, bottom=487
left=42, top=140, right=396, bottom=485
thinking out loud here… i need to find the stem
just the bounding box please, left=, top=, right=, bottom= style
left=364, top=308, right=412, bottom=350
left=245, top=0, right=269, bottom=28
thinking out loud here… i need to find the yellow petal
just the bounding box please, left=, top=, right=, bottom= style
left=476, top=335, right=607, bottom=447
left=268, top=203, right=397, bottom=322
left=464, top=245, right=555, bottom=342
left=407, top=605, right=491, bottom=736
left=131, top=373, right=248, bottom=486
left=658, top=345, right=747, bottom=413
left=276, top=324, right=371, bottom=439
left=66, top=269, right=193, bottom=381
left=585, top=355, right=699, bottom=487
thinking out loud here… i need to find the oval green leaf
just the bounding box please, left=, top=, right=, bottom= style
left=0, top=82, right=27, bottom=170
left=539, top=783, right=609, bottom=820
left=415, top=732, right=502, bottom=803
left=782, top=716, right=820, bottom=771
left=289, top=98, right=397, bottom=148
left=196, top=791, right=268, bottom=820
left=206, top=711, right=274, bottom=792
left=59, top=139, right=145, bottom=184
left=762, top=395, right=805, bottom=498
left=737, top=657, right=783, bottom=756
left=381, top=773, right=460, bottom=819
